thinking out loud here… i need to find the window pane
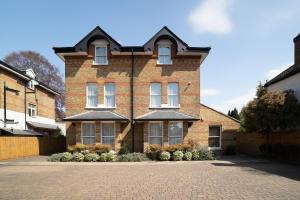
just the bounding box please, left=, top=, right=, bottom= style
left=169, top=137, right=182, bottom=145
left=82, top=123, right=96, bottom=137
left=151, top=96, right=161, bottom=107
left=149, top=137, right=162, bottom=145
left=87, top=84, right=98, bottom=107
left=169, top=122, right=182, bottom=137
left=149, top=123, right=163, bottom=137
left=95, top=47, right=107, bottom=64
left=151, top=83, right=161, bottom=95
left=102, top=137, right=114, bottom=147
left=82, top=137, right=96, bottom=145
left=168, top=83, right=178, bottom=95
left=168, top=83, right=179, bottom=106
left=96, top=47, right=106, bottom=56
left=209, top=138, right=220, bottom=148
left=150, top=83, right=161, bottom=107
left=105, top=83, right=115, bottom=107
left=102, top=123, right=115, bottom=137
left=158, top=46, right=171, bottom=64
left=209, top=127, right=221, bottom=137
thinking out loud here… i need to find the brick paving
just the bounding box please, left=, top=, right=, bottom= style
left=0, top=157, right=299, bottom=200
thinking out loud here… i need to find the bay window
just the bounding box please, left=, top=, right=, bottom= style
left=81, top=122, right=96, bottom=144
left=149, top=122, right=163, bottom=146
left=168, top=83, right=179, bottom=107
left=150, top=83, right=161, bottom=107
left=168, top=122, right=183, bottom=144
left=101, top=122, right=115, bottom=149
left=104, top=83, right=115, bottom=107
left=87, top=83, right=98, bottom=107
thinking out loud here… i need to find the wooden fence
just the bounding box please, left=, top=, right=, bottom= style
left=0, top=136, right=66, bottom=160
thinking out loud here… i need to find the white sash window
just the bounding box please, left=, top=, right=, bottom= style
left=149, top=122, right=163, bottom=146
left=150, top=83, right=161, bottom=107
left=168, top=83, right=179, bottom=107
left=81, top=123, right=96, bottom=144
left=87, top=83, right=98, bottom=107
left=168, top=122, right=183, bottom=144
left=101, top=122, right=115, bottom=149
left=104, top=83, right=115, bottom=107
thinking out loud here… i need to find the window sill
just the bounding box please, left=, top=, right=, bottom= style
left=156, top=62, right=173, bottom=66
left=92, top=63, right=109, bottom=66
left=149, top=105, right=180, bottom=109
left=85, top=105, right=116, bottom=110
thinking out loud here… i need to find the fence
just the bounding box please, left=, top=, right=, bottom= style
left=0, top=136, right=66, bottom=160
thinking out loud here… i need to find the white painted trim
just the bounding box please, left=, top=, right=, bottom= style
left=168, top=121, right=183, bottom=145
left=149, top=83, right=162, bottom=108
left=148, top=121, right=164, bottom=146
left=208, top=125, right=222, bottom=150
left=100, top=121, right=115, bottom=149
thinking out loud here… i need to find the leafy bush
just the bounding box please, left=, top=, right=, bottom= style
left=72, top=152, right=84, bottom=162
left=146, top=144, right=162, bottom=160
left=160, top=151, right=171, bottom=161
left=106, top=151, right=116, bottom=161
left=67, top=145, right=76, bottom=153
left=99, top=153, right=108, bottom=162
left=81, top=149, right=90, bottom=155
left=162, top=144, right=193, bottom=153
left=89, top=143, right=111, bottom=155
left=183, top=152, right=192, bottom=161
left=119, top=143, right=130, bottom=155
left=172, top=150, right=184, bottom=161
left=61, top=152, right=73, bottom=162
left=117, top=153, right=150, bottom=162
left=224, top=144, right=236, bottom=155
left=192, top=150, right=200, bottom=160
left=48, top=153, right=64, bottom=162
left=84, top=153, right=100, bottom=162
left=204, top=150, right=215, bottom=160
left=73, top=143, right=87, bottom=152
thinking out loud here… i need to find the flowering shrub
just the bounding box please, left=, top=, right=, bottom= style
left=183, top=152, right=192, bottom=161
left=67, top=143, right=86, bottom=153
left=160, top=151, right=171, bottom=161
left=72, top=152, right=84, bottom=162
left=106, top=151, right=116, bottom=161
left=192, top=150, right=200, bottom=160
left=48, top=153, right=64, bottom=162
left=90, top=144, right=112, bottom=155
left=61, top=152, right=73, bottom=162
left=99, top=153, right=108, bottom=162
left=84, top=153, right=99, bottom=162
left=172, top=150, right=184, bottom=161
left=81, top=150, right=90, bottom=155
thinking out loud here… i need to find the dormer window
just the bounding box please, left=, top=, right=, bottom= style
left=157, top=40, right=172, bottom=65
left=93, top=40, right=109, bottom=65
left=27, top=80, right=35, bottom=90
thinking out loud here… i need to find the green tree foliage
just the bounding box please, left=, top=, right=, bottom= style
left=227, top=108, right=240, bottom=120
left=240, top=84, right=300, bottom=132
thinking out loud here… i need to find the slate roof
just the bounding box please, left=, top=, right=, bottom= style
left=0, top=128, right=43, bottom=136
left=64, top=111, right=128, bottom=121
left=265, top=64, right=300, bottom=87
left=26, top=121, right=59, bottom=130
left=135, top=110, right=199, bottom=121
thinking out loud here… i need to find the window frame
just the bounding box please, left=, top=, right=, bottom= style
left=167, top=83, right=180, bottom=107
left=168, top=121, right=183, bottom=145
left=150, top=83, right=162, bottom=108
left=208, top=125, right=222, bottom=150
left=104, top=83, right=116, bottom=108
left=86, top=83, right=98, bottom=108
left=81, top=122, right=96, bottom=145
left=101, top=121, right=115, bottom=150
left=27, top=80, right=35, bottom=90
left=157, top=43, right=172, bottom=65
left=28, top=104, right=37, bottom=117
left=94, top=45, right=108, bottom=65
left=148, top=121, right=164, bottom=146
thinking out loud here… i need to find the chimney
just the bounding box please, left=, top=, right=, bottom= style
left=294, top=33, right=300, bottom=64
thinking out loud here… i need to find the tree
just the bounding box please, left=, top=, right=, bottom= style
left=4, top=51, right=65, bottom=120
left=240, top=84, right=300, bottom=132
left=227, top=108, right=240, bottom=120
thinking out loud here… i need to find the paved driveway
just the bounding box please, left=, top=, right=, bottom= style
left=0, top=156, right=299, bottom=200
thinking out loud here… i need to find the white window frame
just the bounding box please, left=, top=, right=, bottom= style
left=157, top=40, right=172, bottom=65
left=93, top=40, right=109, bottom=65
left=167, top=83, right=180, bottom=108
left=86, top=83, right=98, bottom=108
left=28, top=104, right=37, bottom=117
left=150, top=83, right=161, bottom=108
left=81, top=122, right=96, bottom=145
left=148, top=121, right=164, bottom=146
left=104, top=83, right=116, bottom=108
left=27, top=80, right=35, bottom=90
left=208, top=125, right=222, bottom=150
left=168, top=121, right=183, bottom=145
left=101, top=121, right=115, bottom=149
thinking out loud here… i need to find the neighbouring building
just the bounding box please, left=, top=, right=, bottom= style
left=53, top=26, right=239, bottom=152
left=265, top=33, right=300, bottom=100
left=0, top=60, right=60, bottom=135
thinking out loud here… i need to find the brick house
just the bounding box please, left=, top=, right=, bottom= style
left=0, top=60, right=60, bottom=135
left=53, top=26, right=239, bottom=152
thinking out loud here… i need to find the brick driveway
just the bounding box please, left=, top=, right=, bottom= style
left=0, top=156, right=299, bottom=200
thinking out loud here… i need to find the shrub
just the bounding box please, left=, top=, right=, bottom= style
left=73, top=143, right=87, bottom=152
left=192, top=150, right=200, bottom=160
left=61, top=152, right=73, bottom=162
left=160, top=151, right=171, bottom=161
left=72, top=152, right=84, bottom=162
left=172, top=150, right=184, bottom=161
left=84, top=153, right=100, bottom=162
left=89, top=143, right=111, bottom=155
left=163, top=144, right=193, bottom=154
left=106, top=151, right=116, bottom=162
left=204, top=150, right=215, bottom=160
left=67, top=145, right=76, bottom=153
left=146, top=144, right=162, bottom=160
left=99, top=153, right=108, bottom=162
left=48, top=153, right=64, bottom=162
left=183, top=152, right=192, bottom=161
left=119, top=143, right=130, bottom=155
left=81, top=150, right=90, bottom=155
left=224, top=144, right=236, bottom=155
left=117, top=153, right=149, bottom=162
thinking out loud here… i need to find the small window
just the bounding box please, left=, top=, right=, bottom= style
left=158, top=45, right=171, bottom=64
left=208, top=126, right=221, bottom=149
left=150, top=83, right=161, bottom=107
left=28, top=104, right=37, bottom=117
left=168, top=83, right=179, bottom=107
left=168, top=122, right=183, bottom=145
left=87, top=83, right=98, bottom=107
left=81, top=123, right=96, bottom=144
left=149, top=122, right=163, bottom=146
left=27, top=80, right=35, bottom=90
left=102, top=122, right=115, bottom=149
left=95, top=46, right=108, bottom=65
left=104, top=83, right=115, bottom=107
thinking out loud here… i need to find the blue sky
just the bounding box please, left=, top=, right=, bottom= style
left=0, top=0, right=299, bottom=113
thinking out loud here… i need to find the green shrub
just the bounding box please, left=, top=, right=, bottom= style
left=71, top=143, right=87, bottom=152
left=172, top=150, right=184, bottom=161
left=117, top=153, right=149, bottom=162
left=162, top=144, right=193, bottom=153
left=183, top=152, right=192, bottom=161
left=67, top=145, right=76, bottom=153
left=89, top=144, right=111, bottom=154
left=119, top=143, right=130, bottom=155
left=48, top=153, right=64, bottom=162
left=106, top=151, right=116, bottom=161
left=72, top=152, right=84, bottom=162
left=81, top=150, right=90, bottom=155
left=146, top=144, right=162, bottom=160
left=61, top=152, right=73, bottom=162
left=204, top=150, right=215, bottom=160
left=192, top=150, right=200, bottom=160
left=160, top=151, right=171, bottom=161
left=84, top=153, right=100, bottom=162
left=99, top=153, right=108, bottom=162
left=224, top=144, right=236, bottom=155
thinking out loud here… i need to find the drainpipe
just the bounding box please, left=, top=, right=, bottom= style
left=131, top=48, right=135, bottom=152
left=3, top=81, right=7, bottom=128
left=24, top=83, right=26, bottom=129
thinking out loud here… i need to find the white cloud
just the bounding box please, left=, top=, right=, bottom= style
left=201, top=89, right=221, bottom=97
left=187, top=0, right=234, bottom=34
left=211, top=88, right=256, bottom=114
left=265, top=62, right=292, bottom=80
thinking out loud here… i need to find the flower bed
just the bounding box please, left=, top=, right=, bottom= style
left=48, top=143, right=215, bottom=162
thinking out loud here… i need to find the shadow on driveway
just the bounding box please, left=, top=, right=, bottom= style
left=213, top=155, right=300, bottom=181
